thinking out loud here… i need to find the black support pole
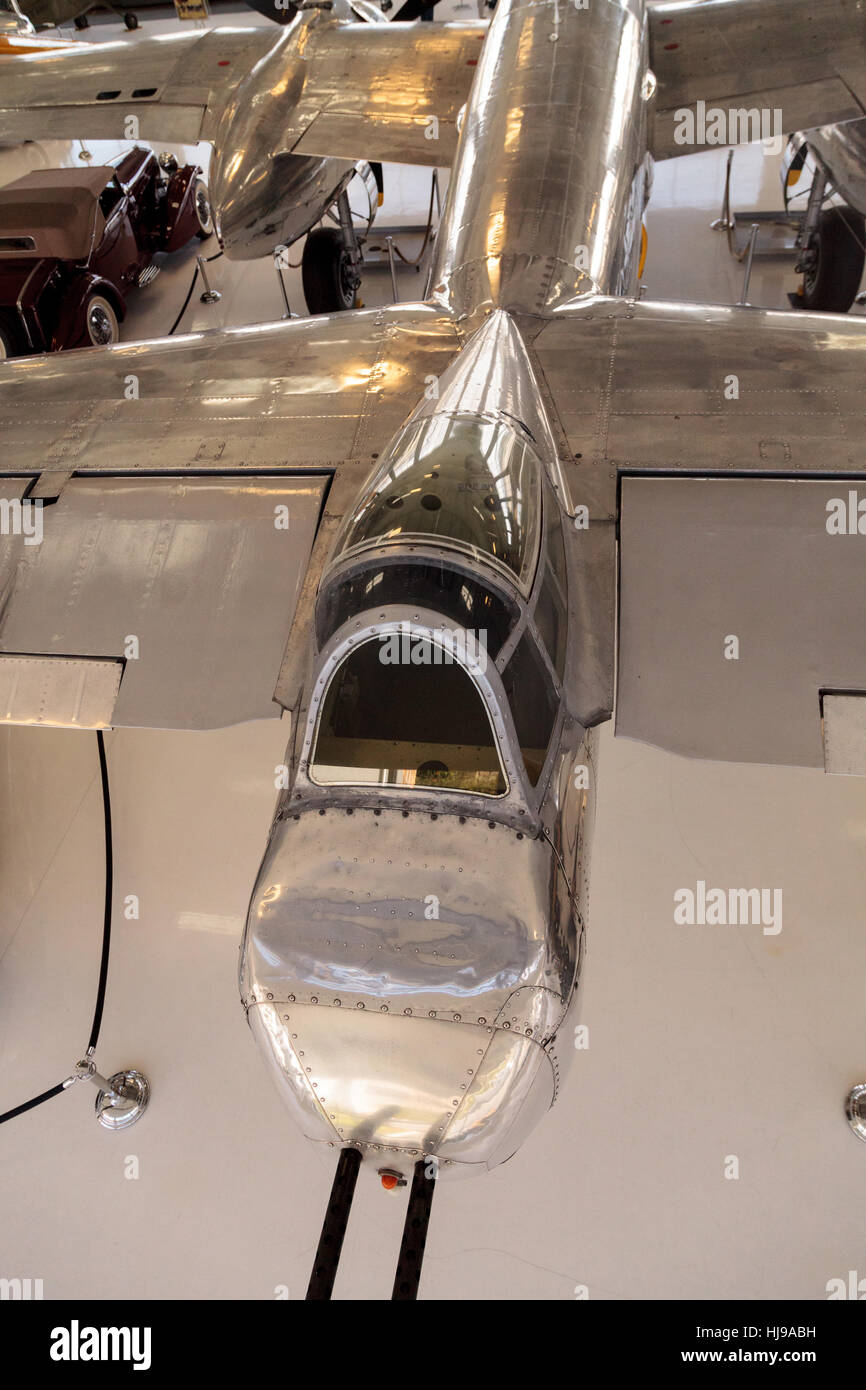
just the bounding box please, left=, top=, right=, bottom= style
left=305, top=1147, right=362, bottom=1300
left=391, top=1159, right=436, bottom=1301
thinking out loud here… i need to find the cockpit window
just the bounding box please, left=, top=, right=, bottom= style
left=316, top=558, right=519, bottom=655
left=335, top=414, right=541, bottom=588
left=500, top=632, right=558, bottom=785
left=310, top=635, right=507, bottom=796
left=534, top=565, right=566, bottom=682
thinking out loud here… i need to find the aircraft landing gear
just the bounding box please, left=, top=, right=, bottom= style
left=784, top=151, right=866, bottom=314
left=302, top=190, right=362, bottom=315
left=797, top=205, right=866, bottom=314
left=76, top=6, right=139, bottom=30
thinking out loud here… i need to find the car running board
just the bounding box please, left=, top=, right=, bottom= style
left=137, top=264, right=160, bottom=289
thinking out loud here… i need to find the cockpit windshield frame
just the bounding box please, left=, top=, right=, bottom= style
left=308, top=630, right=509, bottom=799
left=291, top=476, right=576, bottom=829
left=316, top=540, right=522, bottom=656
left=292, top=607, right=539, bottom=823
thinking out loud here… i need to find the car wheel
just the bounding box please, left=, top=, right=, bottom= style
left=85, top=295, right=119, bottom=348
left=0, top=323, right=16, bottom=360
left=302, top=227, right=359, bottom=314
left=123, top=12, right=139, bottom=29
left=801, top=206, right=866, bottom=313
left=194, top=179, right=214, bottom=240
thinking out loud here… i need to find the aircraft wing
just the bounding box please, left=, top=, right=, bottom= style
left=0, top=305, right=461, bottom=730
left=278, top=21, right=486, bottom=167
left=0, top=27, right=276, bottom=143
left=531, top=296, right=866, bottom=773
left=649, top=0, right=866, bottom=159
left=0, top=20, right=486, bottom=164
left=17, top=0, right=100, bottom=28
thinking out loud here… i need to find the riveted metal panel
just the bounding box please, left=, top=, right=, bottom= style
left=242, top=806, right=576, bottom=1028
left=0, top=474, right=326, bottom=729
left=241, top=803, right=580, bottom=1171
left=0, top=654, right=121, bottom=728
left=0, top=306, right=462, bottom=479
left=289, top=22, right=486, bottom=167
left=249, top=999, right=495, bottom=1162
left=617, top=477, right=866, bottom=767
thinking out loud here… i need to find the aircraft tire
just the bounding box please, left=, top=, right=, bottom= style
left=801, top=205, right=866, bottom=313
left=302, top=228, right=358, bottom=315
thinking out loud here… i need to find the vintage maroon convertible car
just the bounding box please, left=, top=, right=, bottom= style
left=0, top=146, right=212, bottom=357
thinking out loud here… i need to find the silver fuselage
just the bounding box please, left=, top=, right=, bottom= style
left=242, top=0, right=651, bottom=1179
left=432, top=0, right=649, bottom=320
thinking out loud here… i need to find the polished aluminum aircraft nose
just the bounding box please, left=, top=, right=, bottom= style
left=241, top=806, right=580, bottom=1178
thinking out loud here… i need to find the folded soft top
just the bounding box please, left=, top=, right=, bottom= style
left=0, top=165, right=111, bottom=259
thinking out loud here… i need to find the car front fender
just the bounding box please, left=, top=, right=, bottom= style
left=52, top=273, right=126, bottom=352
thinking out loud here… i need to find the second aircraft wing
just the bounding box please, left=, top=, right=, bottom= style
left=649, top=0, right=866, bottom=158
left=0, top=17, right=486, bottom=165
left=531, top=294, right=866, bottom=772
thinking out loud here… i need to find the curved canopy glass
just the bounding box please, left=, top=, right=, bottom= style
left=335, top=414, right=541, bottom=588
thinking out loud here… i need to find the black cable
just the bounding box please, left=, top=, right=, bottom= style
left=0, top=731, right=114, bottom=1125
left=0, top=1083, right=68, bottom=1125
left=168, top=264, right=200, bottom=336
left=87, top=729, right=113, bottom=1052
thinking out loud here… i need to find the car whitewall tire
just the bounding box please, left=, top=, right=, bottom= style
left=194, top=179, right=214, bottom=239
left=86, top=295, right=119, bottom=347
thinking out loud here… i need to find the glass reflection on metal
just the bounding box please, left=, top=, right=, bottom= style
left=310, top=635, right=507, bottom=795
left=335, top=413, right=540, bottom=587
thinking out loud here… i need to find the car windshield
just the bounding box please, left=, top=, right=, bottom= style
left=98, top=177, right=124, bottom=220
left=310, top=634, right=507, bottom=796
left=334, top=413, right=541, bottom=588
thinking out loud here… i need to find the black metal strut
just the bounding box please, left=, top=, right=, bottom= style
left=306, top=1150, right=437, bottom=1299
left=391, top=1159, right=437, bottom=1301
left=305, top=1147, right=362, bottom=1300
